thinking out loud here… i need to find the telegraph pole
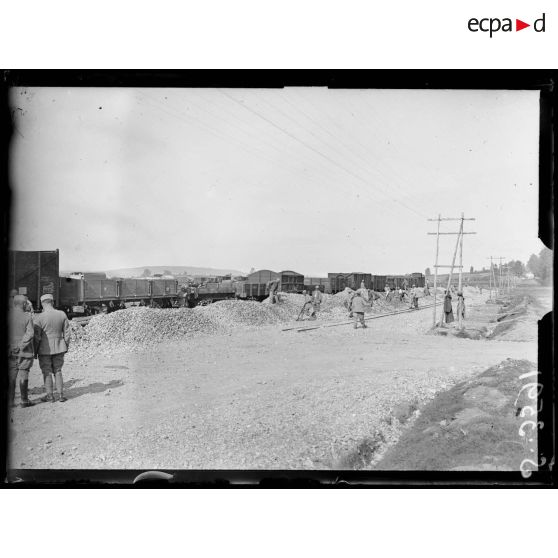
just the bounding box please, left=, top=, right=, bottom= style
left=488, top=256, right=493, bottom=301
left=488, top=256, right=505, bottom=298
left=432, top=214, right=441, bottom=328
left=428, top=215, right=476, bottom=328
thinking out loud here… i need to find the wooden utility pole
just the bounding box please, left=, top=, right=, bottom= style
left=432, top=214, right=441, bottom=328
left=488, top=256, right=493, bottom=300
left=488, top=256, right=505, bottom=298
left=428, top=215, right=475, bottom=328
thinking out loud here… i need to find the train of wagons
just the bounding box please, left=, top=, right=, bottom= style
left=8, top=249, right=425, bottom=318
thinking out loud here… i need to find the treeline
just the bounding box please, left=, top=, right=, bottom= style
left=527, top=247, right=553, bottom=282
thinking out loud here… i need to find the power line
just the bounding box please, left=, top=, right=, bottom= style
left=219, top=89, right=427, bottom=221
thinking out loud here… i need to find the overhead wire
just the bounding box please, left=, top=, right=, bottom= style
left=295, top=88, right=432, bottom=219
left=223, top=88, right=427, bottom=221
left=137, top=89, right=426, bottom=230
left=279, top=89, right=430, bottom=219
left=142, top=89, right=410, bottom=224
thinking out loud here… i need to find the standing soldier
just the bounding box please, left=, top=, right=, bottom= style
left=457, top=292, right=466, bottom=327
left=8, top=295, right=36, bottom=407
left=8, top=289, right=18, bottom=308
left=23, top=295, right=34, bottom=314
left=312, top=285, right=323, bottom=314
left=351, top=291, right=368, bottom=329
left=347, top=290, right=356, bottom=318
left=33, top=294, right=71, bottom=403
left=267, top=279, right=280, bottom=304
left=410, top=285, right=419, bottom=309
left=443, top=290, right=454, bottom=325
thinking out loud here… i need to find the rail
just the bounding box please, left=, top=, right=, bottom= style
left=281, top=302, right=444, bottom=333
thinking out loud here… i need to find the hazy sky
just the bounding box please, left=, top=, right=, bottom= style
left=9, top=87, right=541, bottom=275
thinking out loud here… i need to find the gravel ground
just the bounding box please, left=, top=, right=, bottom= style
left=7, top=285, right=547, bottom=470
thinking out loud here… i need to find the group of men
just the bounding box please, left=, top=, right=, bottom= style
left=8, top=291, right=71, bottom=408
left=299, top=285, right=323, bottom=320
left=384, top=283, right=426, bottom=306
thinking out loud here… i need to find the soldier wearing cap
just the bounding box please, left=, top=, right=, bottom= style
left=312, top=285, right=323, bottom=313
left=8, top=294, right=36, bottom=407
left=33, top=294, right=71, bottom=403
left=9, top=288, right=18, bottom=308
left=351, top=291, right=368, bottom=329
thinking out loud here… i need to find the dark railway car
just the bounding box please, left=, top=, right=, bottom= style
left=371, top=275, right=387, bottom=292
left=279, top=271, right=304, bottom=293
left=150, top=278, right=178, bottom=297
left=344, top=272, right=373, bottom=291
left=59, top=275, right=118, bottom=316
left=239, top=269, right=280, bottom=300
left=9, top=249, right=60, bottom=309
left=120, top=278, right=150, bottom=299
left=386, top=276, right=401, bottom=290
left=410, top=273, right=425, bottom=288
left=246, top=270, right=279, bottom=285
left=85, top=278, right=118, bottom=299
left=327, top=273, right=347, bottom=294
left=194, top=279, right=238, bottom=303
left=304, top=277, right=330, bottom=293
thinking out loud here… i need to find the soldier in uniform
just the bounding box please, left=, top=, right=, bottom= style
left=8, top=288, right=18, bottom=308
left=33, top=294, right=71, bottom=403
left=351, top=291, right=368, bottom=329
left=8, top=295, right=36, bottom=407
left=312, top=285, right=323, bottom=314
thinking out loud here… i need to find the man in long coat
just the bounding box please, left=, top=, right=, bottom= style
left=34, top=294, right=71, bottom=402
left=443, top=291, right=454, bottom=324
left=8, top=295, right=36, bottom=407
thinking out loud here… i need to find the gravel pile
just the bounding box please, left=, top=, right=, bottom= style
left=66, top=290, right=435, bottom=361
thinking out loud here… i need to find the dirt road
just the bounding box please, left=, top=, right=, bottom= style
left=8, top=286, right=548, bottom=470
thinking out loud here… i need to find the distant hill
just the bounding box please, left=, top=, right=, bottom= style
left=105, top=265, right=247, bottom=278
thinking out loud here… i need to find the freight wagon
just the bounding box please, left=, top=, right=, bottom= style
left=11, top=248, right=428, bottom=316
left=235, top=269, right=306, bottom=300
left=344, top=272, right=373, bottom=291
left=328, top=273, right=347, bottom=294
left=195, top=280, right=237, bottom=303
left=371, top=275, right=387, bottom=292
left=384, top=274, right=425, bottom=290
left=9, top=250, right=60, bottom=310
left=328, top=272, right=374, bottom=293
left=410, top=273, right=426, bottom=288
left=279, top=270, right=304, bottom=293
left=236, top=269, right=280, bottom=300
left=303, top=277, right=330, bottom=293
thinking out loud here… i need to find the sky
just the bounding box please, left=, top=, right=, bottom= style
left=9, top=87, right=542, bottom=276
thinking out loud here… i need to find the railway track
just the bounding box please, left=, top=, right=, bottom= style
left=281, top=302, right=444, bottom=333
left=72, top=316, right=93, bottom=327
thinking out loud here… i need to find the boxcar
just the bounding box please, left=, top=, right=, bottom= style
left=371, top=275, right=387, bottom=292
left=9, top=249, right=60, bottom=309
left=240, top=270, right=279, bottom=299
left=279, top=270, right=304, bottom=293
left=304, top=277, right=330, bottom=293
left=344, top=272, right=373, bottom=291
left=327, top=273, right=347, bottom=294
left=410, top=273, right=425, bottom=288
left=246, top=270, right=279, bottom=285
